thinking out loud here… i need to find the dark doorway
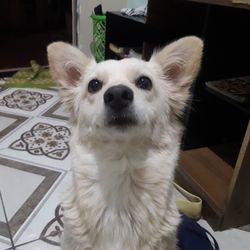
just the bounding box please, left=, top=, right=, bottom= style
left=0, top=0, right=73, bottom=70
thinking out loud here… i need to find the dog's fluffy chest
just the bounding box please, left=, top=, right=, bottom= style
left=62, top=140, right=178, bottom=249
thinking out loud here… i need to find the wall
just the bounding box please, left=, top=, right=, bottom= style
left=128, top=0, right=147, bottom=8
left=78, top=0, right=128, bottom=56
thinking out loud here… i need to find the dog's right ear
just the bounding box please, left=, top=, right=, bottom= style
left=47, top=42, right=92, bottom=109
left=150, top=36, right=203, bottom=115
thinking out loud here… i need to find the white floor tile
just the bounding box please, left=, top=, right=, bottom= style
left=0, top=112, right=29, bottom=142
left=199, top=219, right=250, bottom=250
left=53, top=105, right=69, bottom=118
left=216, top=229, right=250, bottom=250
left=41, top=102, right=69, bottom=121
left=0, top=117, right=16, bottom=132
left=0, top=156, right=64, bottom=244
left=16, top=240, right=60, bottom=250
left=0, top=241, right=10, bottom=250
left=16, top=172, right=72, bottom=248
left=0, top=166, right=44, bottom=221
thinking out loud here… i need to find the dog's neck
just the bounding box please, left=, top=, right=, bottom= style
left=71, top=129, right=179, bottom=208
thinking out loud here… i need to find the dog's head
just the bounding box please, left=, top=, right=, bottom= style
left=47, top=37, right=203, bottom=141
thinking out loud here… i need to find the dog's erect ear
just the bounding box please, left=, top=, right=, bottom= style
left=47, top=42, right=92, bottom=113
left=150, top=36, right=203, bottom=115
left=47, top=42, right=90, bottom=87
left=150, top=36, right=203, bottom=87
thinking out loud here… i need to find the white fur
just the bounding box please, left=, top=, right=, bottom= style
left=47, top=36, right=203, bottom=250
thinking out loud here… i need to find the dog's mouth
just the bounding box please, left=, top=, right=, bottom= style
left=105, top=111, right=137, bottom=129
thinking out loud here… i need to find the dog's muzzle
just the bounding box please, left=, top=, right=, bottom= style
left=104, top=84, right=137, bottom=128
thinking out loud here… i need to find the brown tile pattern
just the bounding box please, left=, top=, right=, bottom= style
left=0, top=90, right=53, bottom=111
left=10, top=123, right=70, bottom=160
left=40, top=205, right=63, bottom=246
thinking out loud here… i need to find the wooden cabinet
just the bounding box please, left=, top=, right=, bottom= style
left=105, top=0, right=250, bottom=229
left=178, top=0, right=250, bottom=230
left=177, top=120, right=250, bottom=229
left=105, top=12, right=146, bottom=60
left=187, top=0, right=250, bottom=10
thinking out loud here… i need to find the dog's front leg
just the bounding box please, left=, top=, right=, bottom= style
left=61, top=228, right=84, bottom=250
left=61, top=228, right=74, bottom=250
left=61, top=225, right=93, bottom=250
left=152, top=241, right=178, bottom=250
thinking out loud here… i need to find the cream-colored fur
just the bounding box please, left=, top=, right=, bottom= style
left=47, top=36, right=203, bottom=250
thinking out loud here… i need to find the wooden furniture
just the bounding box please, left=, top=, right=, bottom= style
left=105, top=0, right=250, bottom=229
left=177, top=0, right=250, bottom=230
left=105, top=12, right=146, bottom=60
left=187, top=0, right=250, bottom=10
left=105, top=1, right=207, bottom=60
left=177, top=113, right=250, bottom=229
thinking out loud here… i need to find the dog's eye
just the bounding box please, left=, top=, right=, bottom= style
left=88, top=79, right=103, bottom=93
left=135, top=76, right=152, bottom=90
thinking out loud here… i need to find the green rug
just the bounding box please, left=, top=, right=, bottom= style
left=4, top=60, right=56, bottom=88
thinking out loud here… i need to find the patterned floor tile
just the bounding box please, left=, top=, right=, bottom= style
left=41, top=102, right=69, bottom=121
left=0, top=88, right=59, bottom=117
left=15, top=172, right=72, bottom=249
left=0, top=112, right=29, bottom=142
left=0, top=117, right=71, bottom=170
left=0, top=156, right=64, bottom=244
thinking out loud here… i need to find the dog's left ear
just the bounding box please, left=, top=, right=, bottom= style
left=47, top=42, right=93, bottom=112
left=150, top=36, right=203, bottom=87
left=47, top=42, right=91, bottom=87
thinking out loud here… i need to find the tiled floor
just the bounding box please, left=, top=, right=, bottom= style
left=0, top=86, right=67, bottom=249
left=0, top=84, right=249, bottom=250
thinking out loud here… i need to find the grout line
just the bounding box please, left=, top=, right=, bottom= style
left=5, top=237, right=44, bottom=249
left=4, top=230, right=64, bottom=250
left=0, top=160, right=65, bottom=243
left=0, top=116, right=32, bottom=144
left=0, top=192, right=15, bottom=249
left=0, top=153, right=70, bottom=173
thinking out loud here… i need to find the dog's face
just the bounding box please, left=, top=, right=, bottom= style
left=48, top=37, right=203, bottom=140
left=72, top=58, right=159, bottom=129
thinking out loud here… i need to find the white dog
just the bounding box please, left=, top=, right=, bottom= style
left=47, top=36, right=203, bottom=250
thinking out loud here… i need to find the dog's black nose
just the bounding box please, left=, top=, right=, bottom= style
left=104, top=85, right=133, bottom=111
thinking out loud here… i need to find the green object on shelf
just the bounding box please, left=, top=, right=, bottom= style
left=91, top=15, right=106, bottom=62
left=4, top=60, right=56, bottom=88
